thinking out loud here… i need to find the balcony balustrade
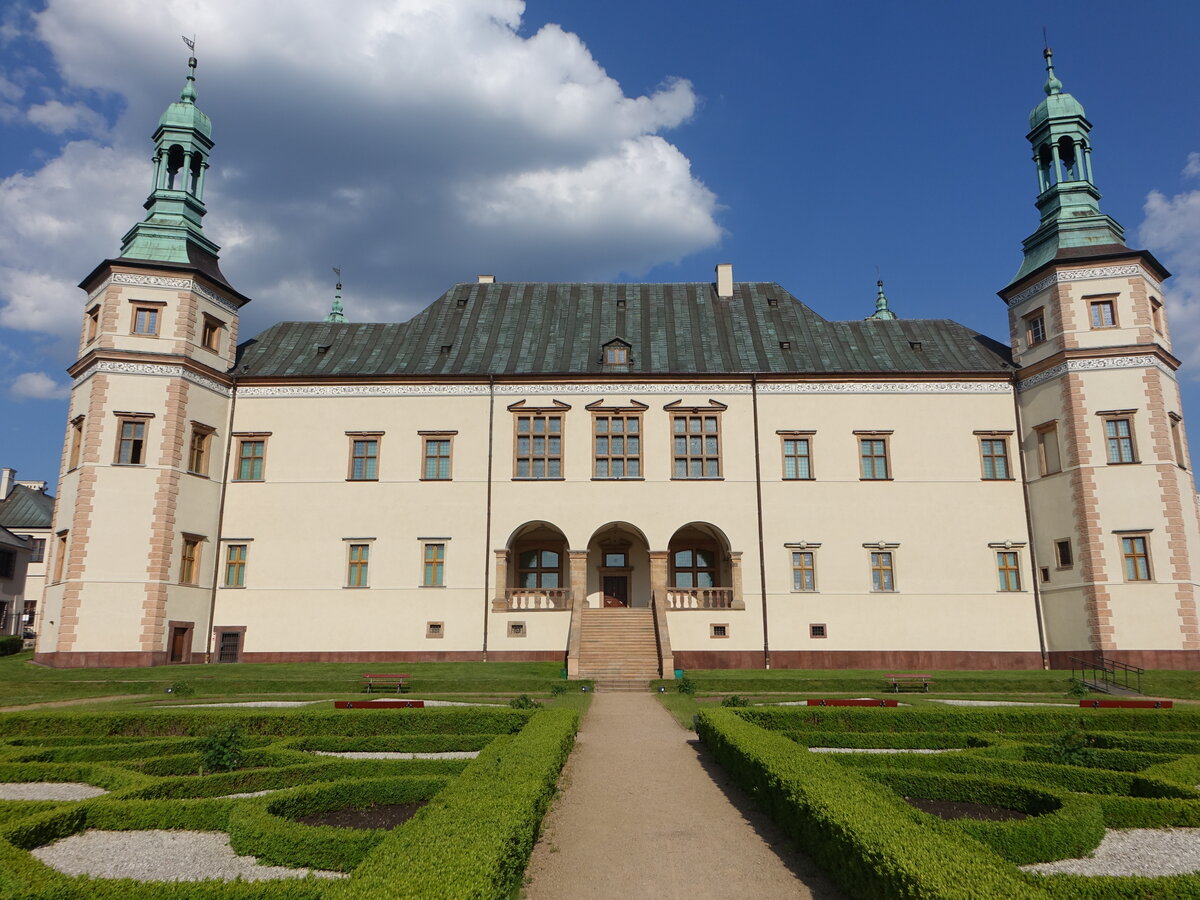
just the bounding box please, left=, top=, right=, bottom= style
left=501, top=587, right=571, bottom=610
left=665, top=587, right=734, bottom=609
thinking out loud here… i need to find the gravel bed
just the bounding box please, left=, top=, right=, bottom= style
left=1022, top=828, right=1200, bottom=877
left=310, top=750, right=479, bottom=760
left=32, top=830, right=347, bottom=881
left=807, top=748, right=958, bottom=754
left=215, top=789, right=279, bottom=799
left=161, top=700, right=330, bottom=708
left=927, top=699, right=1075, bottom=708
left=774, top=699, right=910, bottom=706
left=0, top=782, right=108, bottom=801
left=366, top=698, right=503, bottom=707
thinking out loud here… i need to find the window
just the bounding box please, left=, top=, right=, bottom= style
left=978, top=435, right=1011, bottom=480
left=426, top=621, right=444, bottom=638
left=1170, top=414, right=1187, bottom=469
left=809, top=624, right=827, bottom=639
left=604, top=344, right=628, bottom=365
left=423, top=543, right=445, bottom=587
left=53, top=532, right=67, bottom=583
left=115, top=417, right=148, bottom=465
left=234, top=438, right=266, bottom=481
left=780, top=433, right=814, bottom=480
left=594, top=414, right=641, bottom=478
left=1025, top=309, right=1047, bottom=346
left=515, top=414, right=563, bottom=478
left=1089, top=299, right=1116, bottom=328
left=1036, top=422, right=1062, bottom=475
left=1121, top=535, right=1151, bottom=581
left=179, top=536, right=202, bottom=585
left=348, top=436, right=380, bottom=481
left=224, top=544, right=247, bottom=587
left=710, top=623, right=729, bottom=639
left=1055, top=539, right=1073, bottom=569
left=85, top=305, right=100, bottom=343
left=672, top=548, right=717, bottom=588
left=1104, top=417, right=1137, bottom=464
left=508, top=621, right=526, bottom=637
left=28, top=538, right=46, bottom=564
left=791, top=550, right=816, bottom=591
left=517, top=549, right=560, bottom=588
left=68, top=416, right=84, bottom=470
left=1040, top=566, right=1051, bottom=583
left=0, top=550, right=13, bottom=580
left=346, top=543, right=370, bottom=587
left=201, top=315, right=223, bottom=351
left=870, top=551, right=895, bottom=592
left=858, top=434, right=891, bottom=480
left=187, top=425, right=213, bottom=476
left=215, top=629, right=243, bottom=663
left=1151, top=297, right=1165, bottom=335
left=422, top=435, right=454, bottom=480
left=131, top=304, right=162, bottom=336
left=672, top=414, right=720, bottom=478
left=996, top=551, right=1021, bottom=591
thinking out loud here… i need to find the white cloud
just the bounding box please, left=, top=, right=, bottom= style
left=25, top=99, right=108, bottom=136
left=10, top=370, right=70, bottom=400
left=1140, top=157, right=1200, bottom=375
left=0, top=0, right=721, bottom=353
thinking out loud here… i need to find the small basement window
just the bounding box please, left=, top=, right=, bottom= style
left=809, top=624, right=827, bottom=639
left=426, top=621, right=444, bottom=639
left=508, top=621, right=526, bottom=638
left=710, top=623, right=729, bottom=639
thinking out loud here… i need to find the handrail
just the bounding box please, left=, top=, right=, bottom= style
left=1069, top=655, right=1144, bottom=694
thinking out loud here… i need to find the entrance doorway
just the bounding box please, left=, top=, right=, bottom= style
left=166, top=620, right=194, bottom=664
left=602, top=574, right=629, bottom=607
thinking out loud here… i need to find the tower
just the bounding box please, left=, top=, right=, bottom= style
left=1002, top=50, right=1200, bottom=669
left=37, top=56, right=250, bottom=666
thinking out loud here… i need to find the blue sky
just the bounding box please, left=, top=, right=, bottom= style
left=2, top=1, right=1199, bottom=488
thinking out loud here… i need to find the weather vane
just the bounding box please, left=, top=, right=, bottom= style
left=332, top=266, right=342, bottom=289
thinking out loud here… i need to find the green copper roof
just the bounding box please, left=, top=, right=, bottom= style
left=0, top=484, right=54, bottom=529
left=158, top=59, right=212, bottom=138
left=1029, top=48, right=1085, bottom=129
left=865, top=280, right=897, bottom=321
left=236, top=282, right=1012, bottom=379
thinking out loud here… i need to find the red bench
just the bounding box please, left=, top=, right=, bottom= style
left=806, top=699, right=898, bottom=707
left=336, top=700, right=424, bottom=709
left=885, top=674, right=933, bottom=693
left=1080, top=699, right=1172, bottom=709
left=362, top=673, right=410, bottom=693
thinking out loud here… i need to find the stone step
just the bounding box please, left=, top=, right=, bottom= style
left=590, top=680, right=654, bottom=692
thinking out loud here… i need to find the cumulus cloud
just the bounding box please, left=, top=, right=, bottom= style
left=10, top=371, right=71, bottom=400
left=0, top=0, right=721, bottom=352
left=1140, top=155, right=1200, bottom=375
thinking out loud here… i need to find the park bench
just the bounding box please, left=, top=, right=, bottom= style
left=362, top=673, right=411, bottom=693
left=885, top=673, right=933, bottom=693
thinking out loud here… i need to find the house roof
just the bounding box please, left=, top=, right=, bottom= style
left=0, top=525, right=32, bottom=552
left=235, top=282, right=1014, bottom=379
left=0, top=484, right=55, bottom=530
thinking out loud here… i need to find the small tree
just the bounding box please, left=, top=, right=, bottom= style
left=199, top=723, right=245, bottom=773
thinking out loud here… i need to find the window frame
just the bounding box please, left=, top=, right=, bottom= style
left=790, top=549, right=817, bottom=592
left=975, top=432, right=1013, bottom=480
left=85, top=305, right=100, bottom=343
left=1024, top=308, right=1047, bottom=346
left=68, top=415, right=84, bottom=471
left=223, top=543, right=248, bottom=588
left=1088, top=297, right=1118, bottom=329
left=0, top=549, right=14, bottom=580
left=866, top=546, right=898, bottom=592
left=1034, top=421, right=1062, bottom=476
left=27, top=537, right=46, bottom=564
left=346, top=542, right=371, bottom=588
left=670, top=546, right=720, bottom=589
left=346, top=432, right=382, bottom=481
left=53, top=531, right=67, bottom=584
left=114, top=413, right=153, bottom=466
left=516, top=547, right=563, bottom=589
left=179, top=534, right=204, bottom=586
left=1170, top=413, right=1188, bottom=470
left=232, top=434, right=269, bottom=482
left=1054, top=538, right=1073, bottom=569
left=187, top=423, right=214, bottom=477
left=419, top=431, right=456, bottom=481
left=779, top=431, right=815, bottom=480
left=1151, top=297, right=1165, bottom=335
left=201, top=314, right=224, bottom=352
left=710, top=623, right=729, bottom=639
left=130, top=301, right=165, bottom=336
left=856, top=431, right=893, bottom=481
left=509, top=401, right=570, bottom=480
left=668, top=401, right=725, bottom=481
left=809, top=623, right=827, bottom=639
left=1099, top=413, right=1138, bottom=465
left=996, top=550, right=1022, bottom=592
left=591, top=410, right=644, bottom=480
left=1119, top=533, right=1152, bottom=582
left=422, top=542, right=446, bottom=587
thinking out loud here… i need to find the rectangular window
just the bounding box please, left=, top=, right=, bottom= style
left=1055, top=539, right=1073, bottom=568
left=1121, top=536, right=1151, bottom=581
left=201, top=316, right=223, bottom=351
left=131, top=305, right=160, bottom=335
left=28, top=538, right=46, bottom=564
left=0, top=549, right=13, bottom=580
left=1025, top=309, right=1046, bottom=346
left=53, top=532, right=67, bottom=583
left=422, top=437, right=453, bottom=480
left=604, top=345, right=628, bottom=365
left=348, top=437, right=380, bottom=481
left=1151, top=298, right=1165, bottom=335
left=235, top=439, right=266, bottom=481
left=791, top=551, right=816, bottom=592
left=979, top=436, right=1011, bottom=480
left=710, top=623, right=728, bottom=638
left=426, top=621, right=444, bottom=638
left=68, top=416, right=84, bottom=470
left=1104, top=418, right=1137, bottom=464
left=216, top=630, right=242, bottom=663
left=1090, top=299, right=1117, bottom=328
left=809, top=624, right=827, bottom=639
left=996, top=551, right=1021, bottom=591
left=187, top=426, right=213, bottom=476
left=870, top=551, right=895, bottom=591
left=1036, top=423, right=1062, bottom=475
left=179, top=536, right=202, bottom=585
left=781, top=435, right=813, bottom=480
left=515, top=414, right=563, bottom=478
left=116, top=418, right=147, bottom=465
left=85, top=305, right=100, bottom=342
left=1171, top=414, right=1187, bottom=469
left=594, top=414, right=641, bottom=479
left=858, top=436, right=891, bottom=480
left=672, top=414, right=721, bottom=478
left=347, top=543, right=370, bottom=587
left=423, top=543, right=445, bottom=587
left=224, top=544, right=247, bottom=587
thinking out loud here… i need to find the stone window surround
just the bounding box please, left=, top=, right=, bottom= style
left=419, top=430, right=457, bottom=481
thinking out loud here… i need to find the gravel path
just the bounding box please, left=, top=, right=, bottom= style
left=0, top=782, right=107, bottom=800
left=309, top=750, right=479, bottom=759
left=926, top=699, right=1076, bottom=708
left=162, top=700, right=330, bottom=708
left=807, top=748, right=957, bottom=754
left=32, top=830, right=347, bottom=881
left=1022, top=828, right=1200, bottom=877
left=523, top=693, right=843, bottom=899
left=215, top=789, right=279, bottom=799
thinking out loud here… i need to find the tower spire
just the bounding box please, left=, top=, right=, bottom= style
left=325, top=268, right=347, bottom=323
left=1009, top=46, right=1126, bottom=286
left=865, top=279, right=896, bottom=321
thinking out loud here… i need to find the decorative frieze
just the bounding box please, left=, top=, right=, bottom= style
left=74, top=361, right=232, bottom=397
left=1017, top=355, right=1175, bottom=392
left=1006, top=265, right=1153, bottom=308
left=85, top=272, right=240, bottom=314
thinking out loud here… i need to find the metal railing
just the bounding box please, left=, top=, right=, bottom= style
left=1069, top=655, right=1144, bottom=695
left=665, top=587, right=734, bottom=609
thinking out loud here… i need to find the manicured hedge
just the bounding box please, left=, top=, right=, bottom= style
left=0, top=761, right=149, bottom=794
left=737, top=706, right=1200, bottom=734
left=696, top=709, right=1046, bottom=898
left=782, top=730, right=987, bottom=749
left=1031, top=873, right=1200, bottom=898
left=0, top=636, right=22, bottom=657
left=277, top=734, right=496, bottom=753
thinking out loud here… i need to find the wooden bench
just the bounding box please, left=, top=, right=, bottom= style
left=885, top=673, right=933, bottom=693
left=362, top=673, right=411, bottom=693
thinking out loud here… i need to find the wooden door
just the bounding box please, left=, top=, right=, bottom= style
left=602, top=575, right=629, bottom=607
left=169, top=626, right=188, bottom=663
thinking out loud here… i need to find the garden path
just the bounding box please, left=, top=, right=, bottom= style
left=523, top=692, right=843, bottom=899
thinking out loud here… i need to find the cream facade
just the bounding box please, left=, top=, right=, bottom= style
left=33, top=52, right=1200, bottom=671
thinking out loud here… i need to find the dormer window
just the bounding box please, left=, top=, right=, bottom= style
left=601, top=339, right=631, bottom=368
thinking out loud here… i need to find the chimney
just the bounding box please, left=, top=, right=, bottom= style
left=0, top=468, right=15, bottom=499
left=715, top=263, right=733, bottom=298
left=477, top=274, right=495, bottom=284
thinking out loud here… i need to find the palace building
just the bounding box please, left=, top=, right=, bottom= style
left=34, top=51, right=1200, bottom=676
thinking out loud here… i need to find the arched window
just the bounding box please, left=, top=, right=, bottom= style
left=518, top=549, right=561, bottom=588
left=166, top=145, right=185, bottom=190
left=671, top=548, right=717, bottom=588
left=1058, top=136, right=1078, bottom=181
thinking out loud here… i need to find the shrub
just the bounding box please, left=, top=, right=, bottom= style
left=550, top=682, right=567, bottom=696
left=676, top=676, right=696, bottom=695
left=199, top=724, right=246, bottom=773
left=509, top=694, right=542, bottom=709
left=720, top=695, right=750, bottom=708
left=1065, top=679, right=1091, bottom=699
left=1041, top=727, right=1099, bottom=767
left=0, top=635, right=22, bottom=657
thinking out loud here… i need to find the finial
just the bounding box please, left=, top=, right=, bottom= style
left=1042, top=46, right=1062, bottom=96
left=866, top=278, right=897, bottom=321
left=325, top=267, right=346, bottom=323
left=180, top=35, right=198, bottom=102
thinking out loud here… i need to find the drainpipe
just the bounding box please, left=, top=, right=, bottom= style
left=481, top=375, right=495, bottom=661
left=1011, top=379, right=1050, bottom=670
left=204, top=375, right=238, bottom=664
left=751, top=375, right=771, bottom=669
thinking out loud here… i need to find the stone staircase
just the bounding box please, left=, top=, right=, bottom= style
left=577, top=608, right=661, bottom=691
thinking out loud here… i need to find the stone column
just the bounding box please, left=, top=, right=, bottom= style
left=568, top=550, right=589, bottom=609
left=648, top=551, right=673, bottom=676
left=493, top=550, right=508, bottom=608
left=728, top=551, right=745, bottom=609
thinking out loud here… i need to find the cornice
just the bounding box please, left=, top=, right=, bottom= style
left=1016, top=353, right=1176, bottom=393
left=85, top=270, right=240, bottom=314
left=1003, top=263, right=1161, bottom=309
left=70, top=356, right=233, bottom=398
